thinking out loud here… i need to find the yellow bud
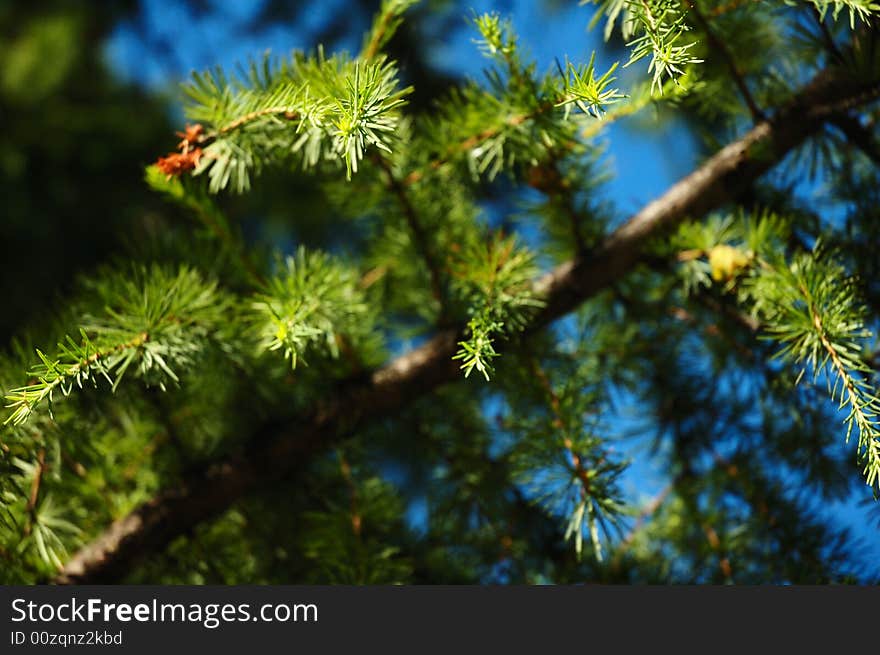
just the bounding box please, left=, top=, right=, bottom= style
left=708, top=244, right=750, bottom=282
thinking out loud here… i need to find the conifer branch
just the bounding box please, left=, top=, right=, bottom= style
left=3, top=332, right=149, bottom=428
left=145, top=166, right=266, bottom=286
left=761, top=255, right=880, bottom=488
left=526, top=356, right=622, bottom=561
left=401, top=91, right=609, bottom=187
left=671, top=216, right=880, bottom=488
left=587, top=0, right=703, bottom=92
left=808, top=2, right=846, bottom=63
left=402, top=109, right=547, bottom=186
left=362, top=0, right=419, bottom=61
left=216, top=107, right=301, bottom=136
left=683, top=0, right=765, bottom=121
left=159, top=54, right=412, bottom=191
left=401, top=44, right=622, bottom=186
left=4, top=266, right=229, bottom=428
left=52, top=67, right=880, bottom=583
left=806, top=285, right=880, bottom=481
left=376, top=156, right=447, bottom=312
left=806, top=0, right=880, bottom=28
left=451, top=234, right=544, bottom=380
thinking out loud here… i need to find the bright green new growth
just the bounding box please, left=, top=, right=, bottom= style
left=586, top=0, right=703, bottom=92
left=451, top=235, right=544, bottom=380
left=252, top=248, right=370, bottom=369
left=556, top=54, right=625, bottom=118
left=184, top=51, right=411, bottom=191
left=472, top=11, right=518, bottom=58
left=588, top=0, right=877, bottom=93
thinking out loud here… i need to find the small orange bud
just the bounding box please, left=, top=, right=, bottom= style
left=175, top=123, right=205, bottom=152
left=155, top=148, right=203, bottom=179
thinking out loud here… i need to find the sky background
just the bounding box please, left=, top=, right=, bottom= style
left=101, top=0, right=879, bottom=571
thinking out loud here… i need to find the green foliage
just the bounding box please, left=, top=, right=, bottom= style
left=297, top=471, right=412, bottom=583
left=585, top=0, right=703, bottom=92
left=2, top=0, right=880, bottom=584
left=585, top=0, right=878, bottom=95
left=183, top=51, right=411, bottom=191
left=802, top=0, right=880, bottom=28
left=451, top=235, right=544, bottom=380
left=671, top=214, right=880, bottom=489
left=746, top=248, right=880, bottom=489
left=556, top=54, right=625, bottom=118
left=15, top=493, right=80, bottom=571
left=472, top=11, right=518, bottom=58
left=669, top=212, right=787, bottom=293
left=624, top=0, right=703, bottom=92
left=251, top=247, right=371, bottom=369
left=504, top=347, right=628, bottom=561
left=4, top=266, right=229, bottom=427
left=416, top=13, right=622, bottom=182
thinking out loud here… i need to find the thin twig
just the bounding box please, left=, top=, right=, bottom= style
left=402, top=105, right=550, bottom=186
left=701, top=523, right=734, bottom=580
left=362, top=5, right=397, bottom=61
left=26, top=449, right=46, bottom=515
left=217, top=108, right=299, bottom=136
left=529, top=357, right=593, bottom=496
left=684, top=0, right=765, bottom=122
left=830, top=114, right=880, bottom=167
left=376, top=156, right=447, bottom=316
left=338, top=451, right=362, bottom=537
left=24, top=449, right=46, bottom=537
left=187, top=202, right=265, bottom=288
left=808, top=2, right=844, bottom=63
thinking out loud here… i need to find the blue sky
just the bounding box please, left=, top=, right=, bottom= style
left=103, top=0, right=879, bottom=575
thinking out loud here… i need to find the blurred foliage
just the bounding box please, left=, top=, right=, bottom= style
left=0, top=0, right=172, bottom=340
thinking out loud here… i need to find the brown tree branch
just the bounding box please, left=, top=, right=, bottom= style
left=54, top=67, right=880, bottom=584
left=24, top=449, right=46, bottom=537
